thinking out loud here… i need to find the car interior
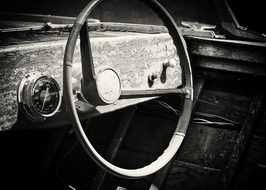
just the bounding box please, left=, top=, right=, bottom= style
left=0, top=0, right=265, bottom=190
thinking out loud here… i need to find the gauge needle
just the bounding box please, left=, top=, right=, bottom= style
left=41, top=87, right=49, bottom=111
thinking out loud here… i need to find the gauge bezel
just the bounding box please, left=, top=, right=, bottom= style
left=96, top=68, right=121, bottom=104
left=17, top=72, right=62, bottom=122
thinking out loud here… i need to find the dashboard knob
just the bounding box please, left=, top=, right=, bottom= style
left=148, top=73, right=158, bottom=82
left=163, top=58, right=177, bottom=68
left=148, top=73, right=158, bottom=87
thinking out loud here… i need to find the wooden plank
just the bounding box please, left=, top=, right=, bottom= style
left=90, top=107, right=136, bottom=190
left=193, top=56, right=266, bottom=76
left=187, top=36, right=266, bottom=64
left=149, top=78, right=206, bottom=190
left=232, top=135, right=266, bottom=189
left=223, top=92, right=264, bottom=189
left=200, top=90, right=251, bottom=112
left=187, top=36, right=266, bottom=77
left=164, top=160, right=223, bottom=190
left=197, top=89, right=250, bottom=126
left=176, top=124, right=238, bottom=169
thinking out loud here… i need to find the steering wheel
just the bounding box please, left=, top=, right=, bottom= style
left=63, top=0, right=193, bottom=179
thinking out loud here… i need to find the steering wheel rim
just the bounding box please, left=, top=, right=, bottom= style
left=63, top=0, right=193, bottom=179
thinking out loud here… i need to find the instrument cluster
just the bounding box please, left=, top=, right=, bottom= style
left=17, top=72, right=62, bottom=121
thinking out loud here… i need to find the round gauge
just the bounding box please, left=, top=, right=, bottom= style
left=96, top=68, right=121, bottom=104
left=18, top=73, right=62, bottom=121
left=31, top=76, right=61, bottom=116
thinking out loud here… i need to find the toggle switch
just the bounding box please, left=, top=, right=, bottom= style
left=163, top=58, right=177, bottom=68
left=148, top=73, right=158, bottom=81
left=160, top=58, right=176, bottom=84
left=148, top=73, right=158, bottom=87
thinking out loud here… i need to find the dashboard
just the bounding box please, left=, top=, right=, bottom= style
left=0, top=20, right=182, bottom=131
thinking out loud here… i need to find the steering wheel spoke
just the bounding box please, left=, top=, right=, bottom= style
left=80, top=21, right=96, bottom=81
left=80, top=21, right=123, bottom=105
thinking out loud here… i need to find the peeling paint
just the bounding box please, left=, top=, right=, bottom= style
left=0, top=32, right=182, bottom=131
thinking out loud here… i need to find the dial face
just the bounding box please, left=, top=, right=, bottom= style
left=31, top=76, right=61, bottom=115
left=97, top=68, right=121, bottom=103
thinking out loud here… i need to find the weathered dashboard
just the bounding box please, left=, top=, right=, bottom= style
left=0, top=20, right=182, bottom=131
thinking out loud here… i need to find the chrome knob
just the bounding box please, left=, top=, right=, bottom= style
left=163, top=58, right=177, bottom=68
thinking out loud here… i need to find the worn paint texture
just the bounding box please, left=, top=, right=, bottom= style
left=0, top=32, right=182, bottom=131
